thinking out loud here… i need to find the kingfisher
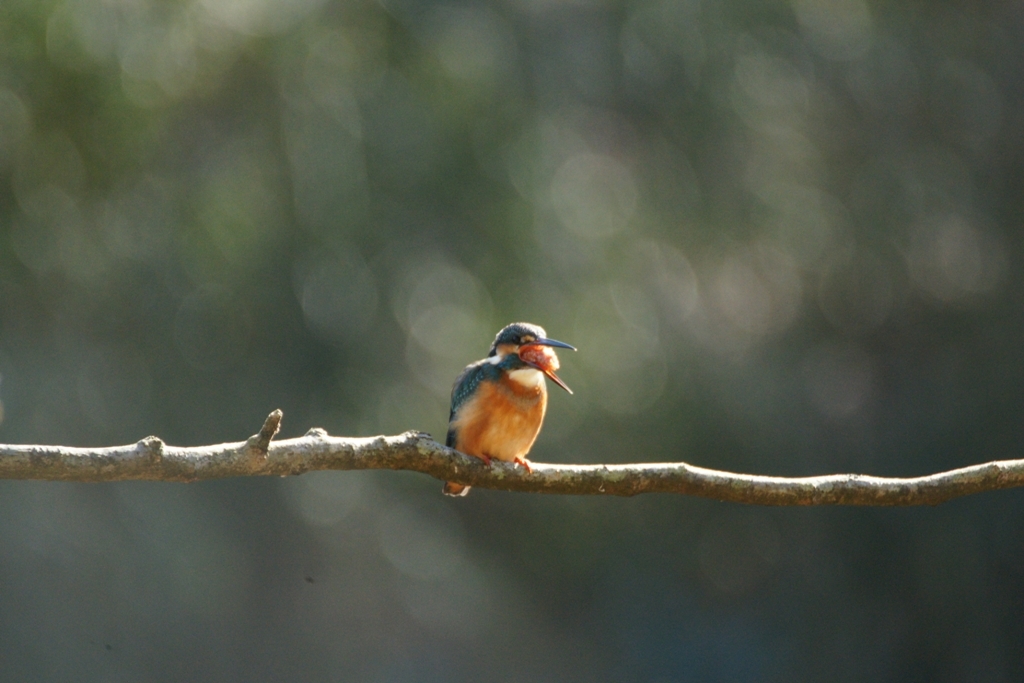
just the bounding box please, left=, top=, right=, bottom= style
left=442, top=322, right=575, bottom=497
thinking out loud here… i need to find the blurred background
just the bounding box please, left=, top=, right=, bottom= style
left=1, top=0, right=1023, bottom=678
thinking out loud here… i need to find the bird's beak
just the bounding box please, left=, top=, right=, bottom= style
left=533, top=337, right=577, bottom=351
left=543, top=369, right=573, bottom=394
left=522, top=337, right=576, bottom=394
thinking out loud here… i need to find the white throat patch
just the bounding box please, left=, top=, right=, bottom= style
left=507, top=367, right=545, bottom=388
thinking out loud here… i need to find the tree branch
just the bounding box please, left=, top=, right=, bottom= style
left=0, top=410, right=1021, bottom=505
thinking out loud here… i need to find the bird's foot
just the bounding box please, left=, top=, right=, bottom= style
left=443, top=481, right=471, bottom=497
left=477, top=453, right=493, bottom=467
left=513, top=457, right=533, bottom=473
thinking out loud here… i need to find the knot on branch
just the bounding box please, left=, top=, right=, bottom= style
left=137, top=436, right=164, bottom=462
left=246, top=409, right=283, bottom=457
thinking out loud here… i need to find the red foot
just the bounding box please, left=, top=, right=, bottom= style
left=513, top=457, right=533, bottom=473
left=476, top=453, right=493, bottom=467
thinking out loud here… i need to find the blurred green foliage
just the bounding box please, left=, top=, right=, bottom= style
left=2, top=0, right=1024, bottom=679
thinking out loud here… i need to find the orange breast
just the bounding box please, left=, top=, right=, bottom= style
left=451, top=376, right=548, bottom=462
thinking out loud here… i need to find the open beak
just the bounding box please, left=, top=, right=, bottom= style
left=522, top=337, right=576, bottom=394
left=533, top=337, right=576, bottom=352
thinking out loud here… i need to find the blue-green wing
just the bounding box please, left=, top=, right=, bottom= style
left=446, top=361, right=493, bottom=447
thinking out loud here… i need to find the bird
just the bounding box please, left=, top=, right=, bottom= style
left=442, top=322, right=575, bottom=497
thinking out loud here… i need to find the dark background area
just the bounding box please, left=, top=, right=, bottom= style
left=2, top=0, right=1024, bottom=679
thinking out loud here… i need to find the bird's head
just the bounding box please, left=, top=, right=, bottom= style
left=489, top=322, right=576, bottom=393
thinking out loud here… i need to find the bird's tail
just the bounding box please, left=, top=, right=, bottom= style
left=442, top=482, right=471, bottom=497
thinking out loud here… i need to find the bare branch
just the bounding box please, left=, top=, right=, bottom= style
left=0, top=410, right=1021, bottom=505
